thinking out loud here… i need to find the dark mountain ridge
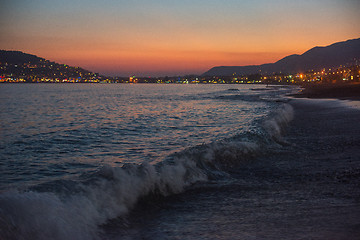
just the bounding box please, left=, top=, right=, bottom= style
left=0, top=50, right=100, bottom=82
left=0, top=50, right=46, bottom=65
left=203, top=38, right=360, bottom=76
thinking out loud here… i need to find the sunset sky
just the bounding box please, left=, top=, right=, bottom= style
left=1, top=0, right=359, bottom=77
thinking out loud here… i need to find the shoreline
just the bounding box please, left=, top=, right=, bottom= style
left=106, top=97, right=360, bottom=239
left=290, top=83, right=360, bottom=100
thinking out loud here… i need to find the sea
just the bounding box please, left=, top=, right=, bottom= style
left=0, top=84, right=359, bottom=240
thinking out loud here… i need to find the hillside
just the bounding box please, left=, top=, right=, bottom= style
left=203, top=38, right=360, bottom=76
left=0, top=50, right=100, bottom=82
left=0, top=50, right=46, bottom=65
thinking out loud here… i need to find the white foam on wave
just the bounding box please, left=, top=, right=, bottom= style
left=0, top=103, right=295, bottom=240
left=0, top=160, right=208, bottom=240
left=263, top=104, right=294, bottom=143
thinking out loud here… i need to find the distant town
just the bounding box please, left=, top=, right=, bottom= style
left=1, top=60, right=359, bottom=85
left=0, top=50, right=359, bottom=85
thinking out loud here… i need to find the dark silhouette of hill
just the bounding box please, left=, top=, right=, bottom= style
left=203, top=38, right=360, bottom=76
left=0, top=50, right=99, bottom=81
left=0, top=50, right=46, bottom=64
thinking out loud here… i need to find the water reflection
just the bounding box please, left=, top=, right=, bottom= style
left=0, top=84, right=271, bottom=188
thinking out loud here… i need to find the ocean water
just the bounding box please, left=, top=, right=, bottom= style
left=1, top=84, right=359, bottom=240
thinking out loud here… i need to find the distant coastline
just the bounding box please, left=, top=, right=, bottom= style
left=1, top=37, right=360, bottom=84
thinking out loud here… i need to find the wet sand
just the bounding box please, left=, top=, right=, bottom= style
left=292, top=83, right=360, bottom=100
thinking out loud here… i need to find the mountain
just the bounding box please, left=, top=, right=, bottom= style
left=0, top=50, right=46, bottom=65
left=202, top=38, right=360, bottom=76
left=0, top=50, right=100, bottom=82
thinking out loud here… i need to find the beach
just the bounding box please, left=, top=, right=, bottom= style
left=107, top=96, right=360, bottom=239
left=1, top=84, right=360, bottom=240
left=292, top=83, right=360, bottom=100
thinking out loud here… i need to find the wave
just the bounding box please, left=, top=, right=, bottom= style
left=0, top=104, right=294, bottom=240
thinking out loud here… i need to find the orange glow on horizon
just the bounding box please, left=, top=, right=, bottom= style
left=2, top=0, right=359, bottom=76
left=51, top=49, right=291, bottom=76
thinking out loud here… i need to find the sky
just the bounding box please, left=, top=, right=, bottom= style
left=1, top=0, right=359, bottom=77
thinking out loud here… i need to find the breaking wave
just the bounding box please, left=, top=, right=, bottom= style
left=0, top=104, right=294, bottom=240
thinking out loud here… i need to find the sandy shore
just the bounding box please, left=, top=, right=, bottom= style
left=292, top=83, right=360, bottom=100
